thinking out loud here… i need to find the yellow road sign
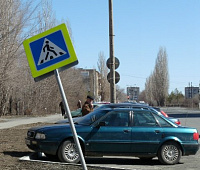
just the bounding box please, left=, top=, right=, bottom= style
left=23, top=23, right=78, bottom=80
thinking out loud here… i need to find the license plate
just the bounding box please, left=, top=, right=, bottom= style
left=25, top=139, right=31, bottom=145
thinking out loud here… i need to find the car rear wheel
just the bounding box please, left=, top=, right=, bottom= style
left=158, top=141, right=182, bottom=165
left=58, top=139, right=80, bottom=163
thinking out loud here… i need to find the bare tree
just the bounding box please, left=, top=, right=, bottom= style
left=145, top=47, right=169, bottom=106
left=116, top=85, right=127, bottom=102
left=153, top=47, right=169, bottom=106
left=145, top=73, right=156, bottom=106
left=0, top=0, right=40, bottom=116
left=5, top=0, right=59, bottom=116
left=97, top=51, right=110, bottom=101
left=138, top=90, right=146, bottom=102
left=60, top=68, right=87, bottom=110
left=0, top=0, right=87, bottom=116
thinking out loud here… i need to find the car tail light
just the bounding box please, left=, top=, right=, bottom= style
left=175, top=120, right=181, bottom=125
left=161, top=110, right=168, bottom=117
left=193, top=132, right=199, bottom=140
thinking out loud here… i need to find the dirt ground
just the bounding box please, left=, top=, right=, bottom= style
left=0, top=122, right=108, bottom=170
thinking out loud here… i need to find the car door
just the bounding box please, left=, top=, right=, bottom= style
left=131, top=110, right=163, bottom=153
left=86, top=110, right=132, bottom=153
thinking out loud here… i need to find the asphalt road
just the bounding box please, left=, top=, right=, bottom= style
left=162, top=107, right=200, bottom=132
left=0, top=114, right=62, bottom=129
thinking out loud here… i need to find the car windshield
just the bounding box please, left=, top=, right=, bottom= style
left=76, top=108, right=110, bottom=125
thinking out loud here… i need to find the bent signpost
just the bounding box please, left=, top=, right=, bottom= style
left=23, top=23, right=87, bottom=170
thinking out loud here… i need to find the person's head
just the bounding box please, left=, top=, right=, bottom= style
left=86, top=95, right=94, bottom=103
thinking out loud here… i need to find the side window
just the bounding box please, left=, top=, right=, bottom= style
left=153, top=114, right=172, bottom=127
left=78, top=109, right=109, bottom=125
left=101, top=111, right=129, bottom=127
left=133, top=111, right=159, bottom=127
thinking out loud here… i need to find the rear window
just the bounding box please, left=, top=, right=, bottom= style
left=153, top=114, right=172, bottom=127
left=133, top=111, right=159, bottom=127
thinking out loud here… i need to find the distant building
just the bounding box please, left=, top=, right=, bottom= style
left=127, top=87, right=140, bottom=101
left=185, top=86, right=199, bottom=99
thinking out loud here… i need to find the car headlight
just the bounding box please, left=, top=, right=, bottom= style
left=35, top=133, right=46, bottom=139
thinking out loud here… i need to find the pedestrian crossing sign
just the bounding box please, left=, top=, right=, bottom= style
left=23, top=23, right=78, bottom=81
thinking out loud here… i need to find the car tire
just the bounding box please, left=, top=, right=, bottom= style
left=158, top=141, right=182, bottom=165
left=58, top=139, right=80, bottom=163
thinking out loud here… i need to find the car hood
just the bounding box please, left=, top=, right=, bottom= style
left=28, top=123, right=91, bottom=136
left=29, top=123, right=71, bottom=131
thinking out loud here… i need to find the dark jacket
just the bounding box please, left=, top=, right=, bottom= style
left=81, top=101, right=93, bottom=116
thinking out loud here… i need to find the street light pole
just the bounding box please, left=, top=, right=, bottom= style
left=109, top=0, right=116, bottom=103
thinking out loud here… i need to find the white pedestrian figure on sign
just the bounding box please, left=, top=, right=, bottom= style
left=38, top=38, right=66, bottom=66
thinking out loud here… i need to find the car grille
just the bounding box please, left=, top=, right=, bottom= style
left=27, top=131, right=35, bottom=138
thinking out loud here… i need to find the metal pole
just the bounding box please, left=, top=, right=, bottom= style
left=54, top=69, right=87, bottom=170
left=199, top=82, right=200, bottom=109
left=109, top=0, right=116, bottom=103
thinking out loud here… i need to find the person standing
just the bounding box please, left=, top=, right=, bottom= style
left=59, top=101, right=65, bottom=116
left=81, top=96, right=94, bottom=116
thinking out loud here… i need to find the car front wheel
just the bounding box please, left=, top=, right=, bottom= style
left=158, top=141, right=182, bottom=165
left=58, top=139, right=80, bottom=163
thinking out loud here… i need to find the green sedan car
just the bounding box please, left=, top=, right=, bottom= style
left=25, top=107, right=199, bottom=165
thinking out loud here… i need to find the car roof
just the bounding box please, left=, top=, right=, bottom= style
left=107, top=107, right=152, bottom=112
left=98, top=103, right=151, bottom=109
left=94, top=103, right=161, bottom=115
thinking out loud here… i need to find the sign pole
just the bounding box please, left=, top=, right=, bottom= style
left=109, top=0, right=116, bottom=103
left=54, top=69, right=87, bottom=170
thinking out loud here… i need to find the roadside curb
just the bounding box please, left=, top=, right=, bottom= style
left=19, top=152, right=131, bottom=170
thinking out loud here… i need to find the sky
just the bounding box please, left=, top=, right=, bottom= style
left=49, top=0, right=200, bottom=94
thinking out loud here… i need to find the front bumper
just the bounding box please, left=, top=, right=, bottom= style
left=25, top=138, right=59, bottom=155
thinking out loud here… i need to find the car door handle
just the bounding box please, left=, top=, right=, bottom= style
left=123, top=129, right=130, bottom=133
left=155, top=130, right=160, bottom=133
